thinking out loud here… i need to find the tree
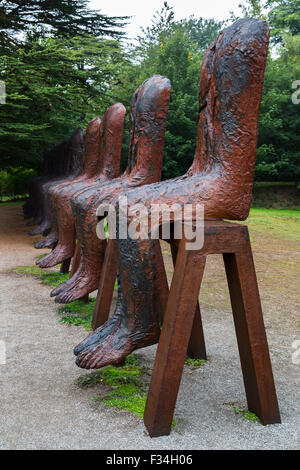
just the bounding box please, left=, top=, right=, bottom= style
left=267, top=0, right=300, bottom=44
left=0, top=0, right=129, bottom=52
left=180, top=16, right=223, bottom=53
left=236, top=0, right=267, bottom=18
left=116, top=3, right=222, bottom=179
left=0, top=1, right=130, bottom=171
left=0, top=34, right=130, bottom=169
left=256, top=37, right=300, bottom=180
left=232, top=0, right=300, bottom=181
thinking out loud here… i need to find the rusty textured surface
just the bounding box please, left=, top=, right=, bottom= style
left=74, top=19, right=270, bottom=370
left=51, top=75, right=171, bottom=303
left=26, top=128, right=84, bottom=233
left=36, top=103, right=126, bottom=265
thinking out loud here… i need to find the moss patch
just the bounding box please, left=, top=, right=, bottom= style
left=185, top=358, right=206, bottom=368
left=102, top=384, right=147, bottom=419
left=233, top=407, right=260, bottom=423
left=78, top=354, right=177, bottom=428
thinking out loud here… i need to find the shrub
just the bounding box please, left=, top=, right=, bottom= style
left=0, top=167, right=37, bottom=198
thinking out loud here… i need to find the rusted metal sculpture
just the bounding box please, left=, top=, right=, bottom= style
left=34, top=118, right=102, bottom=250
left=34, top=117, right=102, bottom=250
left=28, top=127, right=84, bottom=236
left=74, top=19, right=271, bottom=372
left=36, top=103, right=126, bottom=264
left=49, top=75, right=171, bottom=303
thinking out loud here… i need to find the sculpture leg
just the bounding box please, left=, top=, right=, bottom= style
left=74, top=238, right=161, bottom=369
left=35, top=224, right=59, bottom=249
left=54, top=208, right=106, bottom=303
left=37, top=198, right=77, bottom=268
left=29, top=188, right=52, bottom=235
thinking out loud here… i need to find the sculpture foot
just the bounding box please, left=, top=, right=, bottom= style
left=36, top=243, right=74, bottom=268
left=35, top=231, right=58, bottom=249
left=54, top=267, right=99, bottom=303
left=74, top=311, right=160, bottom=369
left=29, top=220, right=51, bottom=236
left=49, top=266, right=82, bottom=297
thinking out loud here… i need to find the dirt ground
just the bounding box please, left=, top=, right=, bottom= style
left=0, top=203, right=299, bottom=450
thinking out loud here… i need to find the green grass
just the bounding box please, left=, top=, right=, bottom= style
left=233, top=407, right=260, bottom=423
left=245, top=207, right=300, bottom=242
left=12, top=265, right=69, bottom=286
left=58, top=298, right=96, bottom=331
left=40, top=271, right=69, bottom=286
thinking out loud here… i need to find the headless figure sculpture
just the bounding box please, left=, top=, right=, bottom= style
left=36, top=104, right=126, bottom=264
left=24, top=137, right=77, bottom=225
left=74, top=18, right=270, bottom=369
left=50, top=75, right=171, bottom=304
left=23, top=148, right=54, bottom=220
left=29, top=127, right=84, bottom=236
left=34, top=120, right=102, bottom=250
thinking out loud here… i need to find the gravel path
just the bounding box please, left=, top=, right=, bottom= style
left=0, top=204, right=299, bottom=450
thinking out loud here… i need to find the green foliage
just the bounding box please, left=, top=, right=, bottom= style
left=256, top=45, right=300, bottom=180
left=0, top=35, right=130, bottom=169
left=119, top=3, right=221, bottom=179
left=234, top=407, right=260, bottom=422
left=1, top=0, right=299, bottom=183
left=0, top=167, right=37, bottom=197
left=236, top=0, right=267, bottom=19
left=267, top=0, right=300, bottom=44
left=0, top=1, right=129, bottom=169
left=0, top=1, right=128, bottom=52
left=237, top=0, right=300, bottom=181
